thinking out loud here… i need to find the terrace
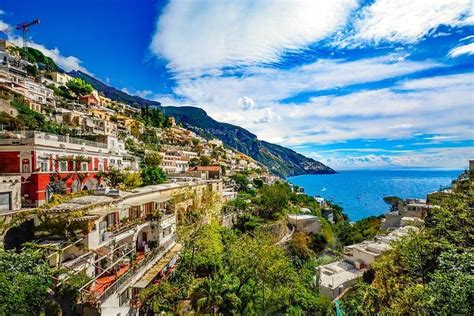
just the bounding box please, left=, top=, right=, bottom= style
left=80, top=236, right=177, bottom=304
left=0, top=131, right=108, bottom=150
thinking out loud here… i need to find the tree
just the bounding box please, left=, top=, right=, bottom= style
left=191, top=274, right=236, bottom=315
left=344, top=172, right=474, bottom=315
left=143, top=151, right=162, bottom=167
left=0, top=249, right=52, bottom=314
left=123, top=171, right=143, bottom=189
left=141, top=166, right=167, bottom=186
left=102, top=167, right=125, bottom=188
left=200, top=156, right=211, bottom=166
left=257, top=182, right=291, bottom=220
left=66, top=78, right=93, bottom=96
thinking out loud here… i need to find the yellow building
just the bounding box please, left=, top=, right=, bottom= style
left=49, top=72, right=72, bottom=86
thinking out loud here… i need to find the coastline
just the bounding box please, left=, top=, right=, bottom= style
left=287, top=169, right=461, bottom=221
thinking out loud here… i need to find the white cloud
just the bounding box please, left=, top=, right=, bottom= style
left=173, top=55, right=440, bottom=119
left=239, top=72, right=474, bottom=145
left=238, top=96, right=255, bottom=111
left=7, top=35, right=90, bottom=74
left=0, top=17, right=89, bottom=74
left=311, top=146, right=473, bottom=170
left=121, top=88, right=153, bottom=98
left=343, top=0, right=473, bottom=46
left=151, top=0, right=359, bottom=75
left=397, top=73, right=473, bottom=90
left=0, top=20, right=8, bottom=32
left=448, top=42, right=474, bottom=58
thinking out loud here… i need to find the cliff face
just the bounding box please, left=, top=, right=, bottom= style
left=69, top=71, right=336, bottom=177
left=162, top=106, right=336, bottom=177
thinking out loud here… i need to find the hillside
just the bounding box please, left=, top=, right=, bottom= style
left=69, top=71, right=335, bottom=177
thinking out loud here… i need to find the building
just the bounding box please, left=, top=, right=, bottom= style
left=0, top=39, right=16, bottom=52
left=24, top=79, right=56, bottom=111
left=381, top=198, right=433, bottom=230
left=318, top=261, right=364, bottom=300
left=79, top=94, right=99, bottom=107
left=318, top=225, right=418, bottom=300
left=0, top=131, right=138, bottom=206
left=48, top=71, right=72, bottom=86
left=0, top=175, right=21, bottom=212
left=187, top=165, right=222, bottom=180
left=42, top=188, right=182, bottom=315
left=26, top=179, right=224, bottom=314
left=287, top=214, right=321, bottom=234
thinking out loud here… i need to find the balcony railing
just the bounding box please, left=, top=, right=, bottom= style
left=95, top=236, right=177, bottom=304
left=0, top=131, right=107, bottom=149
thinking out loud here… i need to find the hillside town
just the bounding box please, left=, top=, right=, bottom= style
left=0, top=40, right=472, bottom=315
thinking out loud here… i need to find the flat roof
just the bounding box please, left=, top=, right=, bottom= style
left=319, top=261, right=363, bottom=289
left=288, top=214, right=318, bottom=220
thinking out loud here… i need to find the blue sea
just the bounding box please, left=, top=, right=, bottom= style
left=288, top=169, right=461, bottom=221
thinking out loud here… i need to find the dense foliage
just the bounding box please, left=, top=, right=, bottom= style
left=66, top=78, right=93, bottom=96
left=341, top=171, right=474, bottom=315
left=0, top=249, right=53, bottom=315
left=8, top=46, right=58, bottom=72
left=141, top=222, right=333, bottom=315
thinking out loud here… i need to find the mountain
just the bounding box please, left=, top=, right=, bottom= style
left=69, top=70, right=335, bottom=177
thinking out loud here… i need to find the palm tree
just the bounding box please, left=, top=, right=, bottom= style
left=191, top=275, right=228, bottom=315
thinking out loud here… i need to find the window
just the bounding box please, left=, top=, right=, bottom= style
left=129, top=206, right=141, bottom=220
left=22, top=159, right=30, bottom=173
left=99, top=221, right=107, bottom=231
left=98, top=162, right=104, bottom=171
left=162, top=226, right=172, bottom=238
left=0, top=192, right=11, bottom=211
left=60, top=161, right=68, bottom=172
left=119, top=288, right=130, bottom=306
left=39, top=160, right=49, bottom=172
left=81, top=162, right=88, bottom=171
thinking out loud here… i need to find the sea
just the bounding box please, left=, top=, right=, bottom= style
left=287, top=169, right=461, bottom=221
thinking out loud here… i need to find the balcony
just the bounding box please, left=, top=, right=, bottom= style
left=0, top=131, right=108, bottom=150
left=82, top=236, right=177, bottom=304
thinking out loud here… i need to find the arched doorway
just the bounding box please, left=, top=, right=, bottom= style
left=3, top=219, right=35, bottom=251
left=134, top=224, right=153, bottom=252
left=82, top=178, right=98, bottom=191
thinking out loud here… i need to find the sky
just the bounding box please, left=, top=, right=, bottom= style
left=1, top=0, right=473, bottom=170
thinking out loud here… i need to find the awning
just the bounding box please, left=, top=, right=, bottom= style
left=133, top=243, right=182, bottom=288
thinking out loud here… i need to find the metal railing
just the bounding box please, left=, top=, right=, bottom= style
left=95, top=237, right=177, bottom=303
left=0, top=131, right=108, bottom=149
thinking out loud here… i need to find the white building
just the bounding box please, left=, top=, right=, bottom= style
left=288, top=214, right=321, bottom=234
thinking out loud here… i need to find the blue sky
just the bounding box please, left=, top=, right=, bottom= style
left=1, top=0, right=473, bottom=170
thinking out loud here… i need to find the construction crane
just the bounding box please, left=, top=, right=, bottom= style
left=16, top=19, right=40, bottom=49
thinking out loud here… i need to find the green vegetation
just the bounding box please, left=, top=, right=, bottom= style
left=140, top=222, right=333, bottom=315
left=334, top=216, right=382, bottom=246
left=100, top=167, right=141, bottom=189
left=6, top=98, right=76, bottom=135
left=341, top=172, right=474, bottom=315
left=0, top=249, right=53, bottom=314
left=140, top=103, right=172, bottom=129
left=66, top=78, right=93, bottom=96
left=8, top=46, right=58, bottom=72
left=141, top=166, right=167, bottom=186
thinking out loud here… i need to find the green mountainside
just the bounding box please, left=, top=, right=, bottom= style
left=69, top=71, right=335, bottom=177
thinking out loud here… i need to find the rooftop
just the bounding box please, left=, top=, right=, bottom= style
left=319, top=261, right=364, bottom=289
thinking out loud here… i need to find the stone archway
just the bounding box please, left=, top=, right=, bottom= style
left=3, top=219, right=35, bottom=251
left=134, top=223, right=153, bottom=252
left=82, top=177, right=98, bottom=191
